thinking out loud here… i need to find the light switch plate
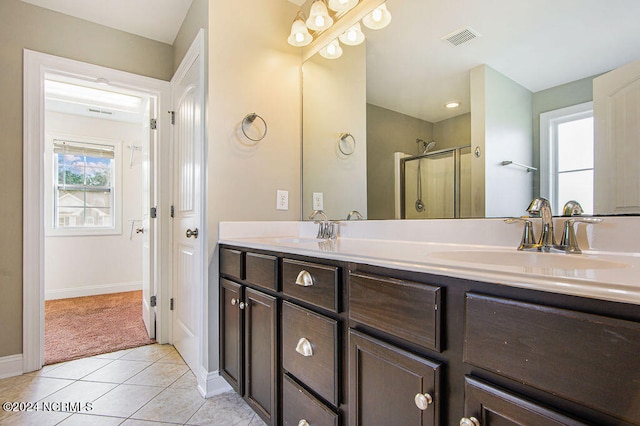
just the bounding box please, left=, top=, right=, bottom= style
left=277, top=190, right=289, bottom=210
left=312, top=192, right=323, bottom=210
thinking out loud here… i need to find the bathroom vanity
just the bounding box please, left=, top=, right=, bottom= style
left=218, top=220, right=640, bottom=426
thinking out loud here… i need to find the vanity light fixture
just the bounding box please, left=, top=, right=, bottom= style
left=306, top=0, right=334, bottom=31
left=328, top=0, right=359, bottom=13
left=320, top=39, right=343, bottom=59
left=339, top=22, right=365, bottom=46
left=445, top=101, right=461, bottom=109
left=288, top=11, right=313, bottom=47
left=362, top=3, right=392, bottom=30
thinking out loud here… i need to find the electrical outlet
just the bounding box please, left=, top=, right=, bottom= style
left=312, top=192, right=324, bottom=210
left=276, top=190, right=289, bottom=210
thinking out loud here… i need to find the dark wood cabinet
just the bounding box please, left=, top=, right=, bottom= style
left=220, top=278, right=242, bottom=393
left=348, top=329, right=441, bottom=426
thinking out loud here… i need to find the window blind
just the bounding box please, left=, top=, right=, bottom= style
left=53, top=139, right=115, bottom=159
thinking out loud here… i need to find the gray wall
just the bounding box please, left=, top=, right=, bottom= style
left=173, top=0, right=208, bottom=73
left=0, top=0, right=173, bottom=358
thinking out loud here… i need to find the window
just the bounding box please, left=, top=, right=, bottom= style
left=540, top=102, right=594, bottom=215
left=51, top=139, right=119, bottom=233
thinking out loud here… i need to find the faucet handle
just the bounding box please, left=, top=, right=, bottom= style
left=504, top=217, right=536, bottom=250
left=558, top=217, right=603, bottom=254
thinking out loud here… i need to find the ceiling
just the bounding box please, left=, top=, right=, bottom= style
left=19, top=0, right=193, bottom=44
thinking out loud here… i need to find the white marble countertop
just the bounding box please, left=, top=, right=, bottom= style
left=218, top=219, right=640, bottom=306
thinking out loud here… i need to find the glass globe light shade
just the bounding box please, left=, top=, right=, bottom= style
left=328, top=0, right=359, bottom=13
left=362, top=3, right=392, bottom=30
left=306, top=0, right=334, bottom=31
left=319, top=39, right=343, bottom=59
left=339, top=22, right=365, bottom=45
left=287, top=14, right=313, bottom=47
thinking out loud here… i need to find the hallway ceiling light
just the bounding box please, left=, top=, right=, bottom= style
left=287, top=11, right=313, bottom=47
left=328, top=0, right=358, bottom=13
left=320, top=39, right=343, bottom=59
left=339, top=22, right=365, bottom=46
left=362, top=3, right=392, bottom=30
left=445, top=101, right=461, bottom=109
left=306, top=0, right=334, bottom=31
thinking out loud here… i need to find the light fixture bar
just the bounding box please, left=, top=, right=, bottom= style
left=302, top=0, right=387, bottom=62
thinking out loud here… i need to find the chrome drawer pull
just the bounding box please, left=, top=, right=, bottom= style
left=295, top=270, right=314, bottom=287
left=414, top=393, right=433, bottom=410
left=298, top=420, right=310, bottom=426
left=295, top=337, right=314, bottom=357
left=460, top=417, right=480, bottom=426
left=231, top=298, right=237, bottom=306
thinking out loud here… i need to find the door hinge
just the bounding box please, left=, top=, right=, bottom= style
left=150, top=206, right=157, bottom=218
left=170, top=205, right=174, bottom=218
left=169, top=110, right=175, bottom=125
left=170, top=298, right=174, bottom=310
left=150, top=295, right=157, bottom=307
left=150, top=118, right=157, bottom=130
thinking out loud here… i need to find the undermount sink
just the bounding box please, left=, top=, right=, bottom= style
left=431, top=250, right=630, bottom=270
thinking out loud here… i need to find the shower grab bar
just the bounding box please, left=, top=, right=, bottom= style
left=501, top=160, right=537, bottom=172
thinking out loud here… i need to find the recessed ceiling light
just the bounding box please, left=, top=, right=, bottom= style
left=445, top=101, right=461, bottom=109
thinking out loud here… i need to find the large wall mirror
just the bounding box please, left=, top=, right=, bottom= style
left=302, top=0, right=640, bottom=220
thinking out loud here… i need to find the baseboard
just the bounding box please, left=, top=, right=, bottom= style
left=45, top=281, right=143, bottom=300
left=0, top=354, right=23, bottom=379
left=196, top=367, right=233, bottom=398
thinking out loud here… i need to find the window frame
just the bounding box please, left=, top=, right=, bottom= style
left=539, top=101, right=594, bottom=215
left=45, top=133, right=123, bottom=237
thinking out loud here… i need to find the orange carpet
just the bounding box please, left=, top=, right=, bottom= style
left=45, top=290, right=155, bottom=365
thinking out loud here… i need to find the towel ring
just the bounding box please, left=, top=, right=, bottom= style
left=241, top=113, right=267, bottom=142
left=338, top=132, right=356, bottom=156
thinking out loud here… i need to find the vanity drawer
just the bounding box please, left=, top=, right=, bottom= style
left=283, top=374, right=338, bottom=426
left=220, top=248, right=243, bottom=281
left=349, top=272, right=442, bottom=352
left=464, top=293, right=640, bottom=424
left=283, top=259, right=339, bottom=313
left=282, top=301, right=339, bottom=406
left=245, top=252, right=278, bottom=291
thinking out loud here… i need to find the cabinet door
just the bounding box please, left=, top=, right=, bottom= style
left=245, top=288, right=278, bottom=425
left=220, top=278, right=243, bottom=393
left=462, top=377, right=589, bottom=426
left=349, top=330, right=441, bottom=426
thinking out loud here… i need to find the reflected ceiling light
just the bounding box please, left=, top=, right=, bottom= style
left=328, top=0, right=359, bottom=13
left=339, top=22, right=365, bottom=46
left=362, top=3, right=392, bottom=30
left=306, top=0, right=334, bottom=32
left=287, top=11, right=313, bottom=47
left=445, top=101, right=461, bottom=109
left=320, top=39, right=343, bottom=59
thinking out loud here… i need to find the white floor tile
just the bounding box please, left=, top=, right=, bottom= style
left=81, top=360, right=152, bottom=384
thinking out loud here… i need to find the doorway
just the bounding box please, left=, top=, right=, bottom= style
left=42, top=73, right=156, bottom=364
left=23, top=50, right=172, bottom=372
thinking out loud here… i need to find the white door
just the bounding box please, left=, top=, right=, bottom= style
left=141, top=96, right=156, bottom=338
left=171, top=32, right=205, bottom=373
left=593, top=59, right=640, bottom=214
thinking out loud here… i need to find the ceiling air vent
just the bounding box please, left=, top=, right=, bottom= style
left=441, top=26, right=480, bottom=47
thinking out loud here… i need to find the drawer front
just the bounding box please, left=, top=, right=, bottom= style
left=283, top=259, right=339, bottom=313
left=220, top=248, right=243, bottom=280
left=245, top=252, right=278, bottom=291
left=283, top=374, right=339, bottom=426
left=349, top=272, right=442, bottom=351
left=282, top=301, right=339, bottom=405
left=464, top=293, right=640, bottom=424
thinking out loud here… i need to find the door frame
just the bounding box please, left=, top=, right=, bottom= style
left=23, top=49, right=172, bottom=372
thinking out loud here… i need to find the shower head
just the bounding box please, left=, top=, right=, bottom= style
left=416, top=139, right=437, bottom=154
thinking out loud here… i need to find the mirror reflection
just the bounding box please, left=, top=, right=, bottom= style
left=302, top=0, right=640, bottom=220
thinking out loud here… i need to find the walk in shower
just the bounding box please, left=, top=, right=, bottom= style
left=400, top=146, right=472, bottom=219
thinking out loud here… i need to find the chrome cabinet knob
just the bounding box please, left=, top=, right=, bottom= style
left=460, top=417, right=480, bottom=426
left=238, top=302, right=246, bottom=310
left=298, top=420, right=310, bottom=426
left=295, top=270, right=314, bottom=287
left=186, top=228, right=199, bottom=238
left=231, top=298, right=238, bottom=306
left=295, top=337, right=314, bottom=357
left=414, top=393, right=433, bottom=410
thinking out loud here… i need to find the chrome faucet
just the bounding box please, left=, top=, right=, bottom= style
left=346, top=210, right=363, bottom=220
left=308, top=210, right=337, bottom=239
left=562, top=200, right=584, bottom=216
left=527, top=197, right=556, bottom=251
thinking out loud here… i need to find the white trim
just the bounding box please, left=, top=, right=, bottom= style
left=23, top=49, right=172, bottom=373
left=539, top=101, right=593, bottom=214
left=197, top=367, right=232, bottom=398
left=45, top=281, right=143, bottom=300
left=0, top=354, right=24, bottom=380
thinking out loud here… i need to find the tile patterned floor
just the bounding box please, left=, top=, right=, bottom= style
left=0, top=344, right=266, bottom=425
